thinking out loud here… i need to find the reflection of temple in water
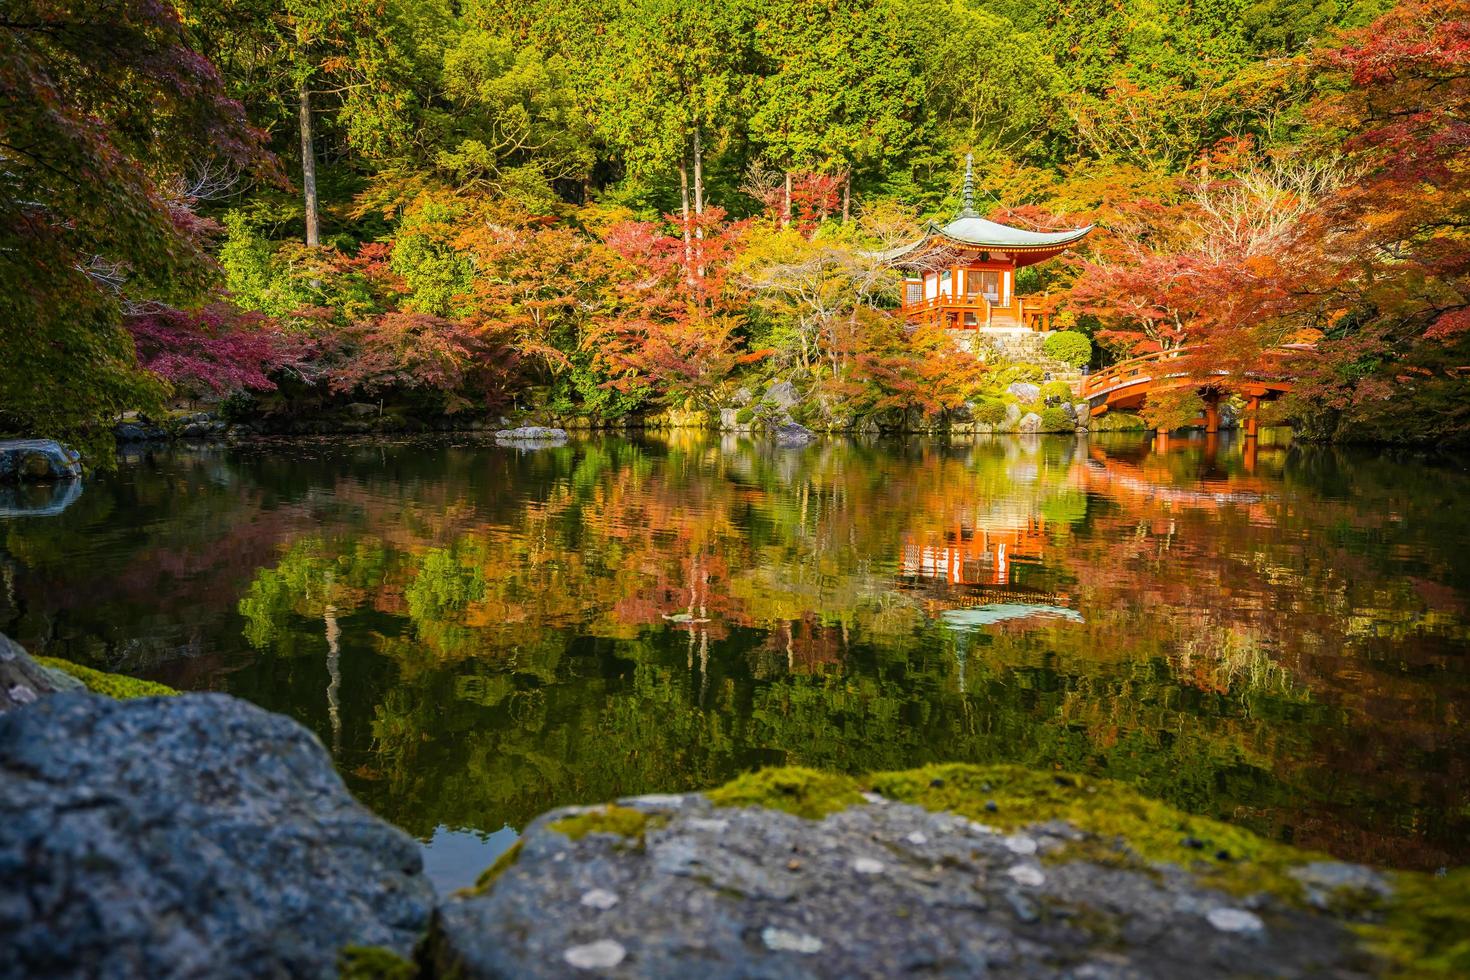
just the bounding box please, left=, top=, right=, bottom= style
left=897, top=519, right=1077, bottom=621
left=900, top=517, right=1048, bottom=588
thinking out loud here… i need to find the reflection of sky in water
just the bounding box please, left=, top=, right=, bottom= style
left=941, top=604, right=1085, bottom=630
left=420, top=824, right=518, bottom=894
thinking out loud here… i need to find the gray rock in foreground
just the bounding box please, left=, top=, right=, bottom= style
left=0, top=693, right=434, bottom=980
left=433, top=794, right=1375, bottom=979
left=0, top=438, right=82, bottom=483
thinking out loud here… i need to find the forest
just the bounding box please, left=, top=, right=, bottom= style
left=3, top=0, right=1468, bottom=448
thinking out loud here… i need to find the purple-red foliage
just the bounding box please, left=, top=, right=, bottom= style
left=126, top=304, right=294, bottom=395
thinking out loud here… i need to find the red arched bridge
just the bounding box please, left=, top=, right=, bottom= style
left=1080, top=344, right=1315, bottom=435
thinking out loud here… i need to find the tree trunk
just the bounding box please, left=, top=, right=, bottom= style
left=299, top=81, right=319, bottom=247
left=692, top=124, right=705, bottom=279
left=782, top=170, right=792, bottom=228
left=678, top=154, right=694, bottom=287
left=842, top=173, right=851, bottom=223
left=692, top=124, right=705, bottom=220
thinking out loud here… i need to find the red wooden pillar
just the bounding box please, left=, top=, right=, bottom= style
left=1203, top=392, right=1221, bottom=434
left=1244, top=395, right=1261, bottom=439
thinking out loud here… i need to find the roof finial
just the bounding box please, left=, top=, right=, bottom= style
left=960, top=153, right=977, bottom=218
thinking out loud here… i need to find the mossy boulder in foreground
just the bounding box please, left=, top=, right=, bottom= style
left=0, top=693, right=434, bottom=978
left=432, top=764, right=1468, bottom=978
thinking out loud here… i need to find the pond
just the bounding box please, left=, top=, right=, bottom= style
left=2, top=430, right=1467, bottom=891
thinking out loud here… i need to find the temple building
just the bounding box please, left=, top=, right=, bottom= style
left=887, top=156, right=1091, bottom=331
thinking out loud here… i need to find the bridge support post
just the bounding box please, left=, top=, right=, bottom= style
left=1244, top=395, right=1260, bottom=439
left=1203, top=392, right=1221, bottom=434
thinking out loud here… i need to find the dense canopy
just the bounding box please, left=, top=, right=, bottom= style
left=1, top=0, right=1466, bottom=445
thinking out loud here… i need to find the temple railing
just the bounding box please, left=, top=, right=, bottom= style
left=900, top=294, right=1052, bottom=330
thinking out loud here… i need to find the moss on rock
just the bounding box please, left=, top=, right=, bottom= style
left=461, top=840, right=524, bottom=898
left=707, top=766, right=864, bottom=819
left=338, top=945, right=416, bottom=980
left=549, top=804, right=666, bottom=842
left=34, top=656, right=178, bottom=699
left=1356, top=866, right=1470, bottom=976
left=451, top=763, right=1469, bottom=976
left=701, top=763, right=1470, bottom=976
left=866, top=763, right=1312, bottom=900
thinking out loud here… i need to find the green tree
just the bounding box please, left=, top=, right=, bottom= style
left=593, top=0, right=754, bottom=256
left=431, top=29, right=596, bottom=206
left=918, top=2, right=1062, bottom=160
left=0, top=0, right=265, bottom=447
left=751, top=0, right=926, bottom=221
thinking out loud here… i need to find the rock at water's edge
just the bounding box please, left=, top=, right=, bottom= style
left=495, top=426, right=569, bottom=446
left=773, top=422, right=816, bottom=447
left=0, top=439, right=81, bottom=483
left=0, top=693, right=435, bottom=979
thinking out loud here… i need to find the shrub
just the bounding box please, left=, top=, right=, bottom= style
left=735, top=405, right=755, bottom=424
left=1090, top=411, right=1148, bottom=431
left=1039, top=406, right=1075, bottom=432
left=1042, top=331, right=1093, bottom=369
left=973, top=400, right=1007, bottom=425
left=989, top=364, right=1044, bottom=389
left=1040, top=380, right=1074, bottom=404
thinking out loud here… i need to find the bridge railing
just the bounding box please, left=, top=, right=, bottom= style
left=1080, top=348, right=1188, bottom=399
left=1080, top=344, right=1315, bottom=401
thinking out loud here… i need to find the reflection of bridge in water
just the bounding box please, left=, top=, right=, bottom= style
left=1076, top=444, right=1273, bottom=509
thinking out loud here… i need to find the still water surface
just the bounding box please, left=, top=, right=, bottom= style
left=2, top=431, right=1467, bottom=890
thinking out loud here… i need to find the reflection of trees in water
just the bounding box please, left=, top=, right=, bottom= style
left=215, top=436, right=1470, bottom=868
left=3, top=435, right=1468, bottom=868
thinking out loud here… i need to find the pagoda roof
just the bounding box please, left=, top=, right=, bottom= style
left=881, top=154, right=1092, bottom=266
left=884, top=215, right=1092, bottom=260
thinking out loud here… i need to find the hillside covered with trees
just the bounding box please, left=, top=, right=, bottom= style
left=3, top=0, right=1467, bottom=448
